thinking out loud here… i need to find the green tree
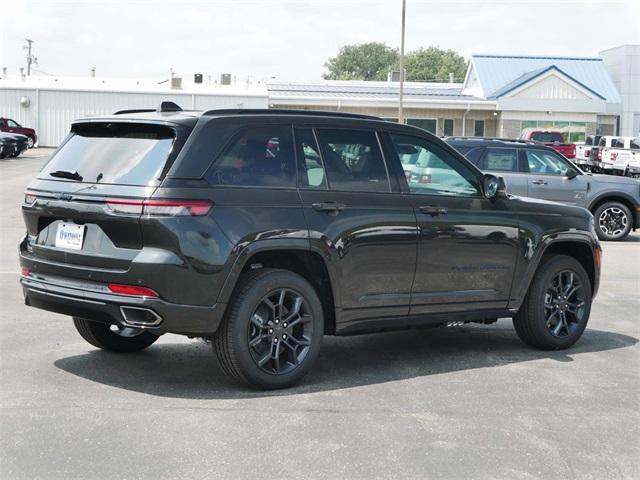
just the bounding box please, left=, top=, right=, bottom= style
left=402, top=47, right=468, bottom=82
left=323, top=42, right=399, bottom=81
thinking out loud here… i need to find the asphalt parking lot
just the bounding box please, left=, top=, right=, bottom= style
left=1, top=148, right=639, bottom=479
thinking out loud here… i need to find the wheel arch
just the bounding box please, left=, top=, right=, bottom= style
left=512, top=234, right=599, bottom=311
left=217, top=241, right=337, bottom=334
left=588, top=193, right=638, bottom=229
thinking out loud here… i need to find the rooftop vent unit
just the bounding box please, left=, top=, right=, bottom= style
left=171, top=76, right=182, bottom=89
left=388, top=70, right=402, bottom=82
left=220, top=73, right=232, bottom=85
left=194, top=73, right=203, bottom=84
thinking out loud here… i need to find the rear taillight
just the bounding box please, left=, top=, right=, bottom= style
left=24, top=191, right=37, bottom=206
left=106, top=199, right=213, bottom=217
left=611, top=152, right=618, bottom=160
left=598, top=150, right=602, bottom=160
left=107, top=283, right=159, bottom=298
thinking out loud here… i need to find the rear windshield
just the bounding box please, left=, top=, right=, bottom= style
left=531, top=132, right=564, bottom=143
left=40, top=123, right=176, bottom=185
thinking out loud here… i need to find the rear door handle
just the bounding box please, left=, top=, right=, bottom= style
left=419, top=205, right=448, bottom=216
left=532, top=180, right=548, bottom=185
left=312, top=202, right=346, bottom=213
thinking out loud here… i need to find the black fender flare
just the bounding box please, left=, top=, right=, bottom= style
left=215, top=238, right=340, bottom=306
left=509, top=231, right=598, bottom=310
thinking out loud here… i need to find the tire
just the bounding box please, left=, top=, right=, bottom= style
left=513, top=254, right=592, bottom=350
left=72, top=317, right=159, bottom=353
left=213, top=268, right=324, bottom=389
left=27, top=137, right=34, bottom=149
left=593, top=201, right=632, bottom=241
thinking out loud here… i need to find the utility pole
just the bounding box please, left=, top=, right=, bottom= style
left=24, top=39, right=37, bottom=76
left=398, top=0, right=406, bottom=123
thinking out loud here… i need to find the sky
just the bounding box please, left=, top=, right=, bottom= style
left=1, top=0, right=639, bottom=83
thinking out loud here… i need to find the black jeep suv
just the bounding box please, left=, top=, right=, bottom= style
left=19, top=106, right=601, bottom=389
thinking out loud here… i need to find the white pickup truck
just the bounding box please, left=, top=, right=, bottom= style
left=601, top=137, right=639, bottom=175
left=575, top=135, right=601, bottom=171
left=608, top=137, right=640, bottom=177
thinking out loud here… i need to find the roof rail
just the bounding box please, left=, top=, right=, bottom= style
left=115, top=101, right=184, bottom=115
left=445, top=136, right=540, bottom=145
left=202, top=108, right=381, bottom=120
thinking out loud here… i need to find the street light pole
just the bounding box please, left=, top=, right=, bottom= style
left=398, top=0, right=406, bottom=124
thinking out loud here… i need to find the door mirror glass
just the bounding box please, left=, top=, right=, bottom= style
left=484, top=174, right=507, bottom=199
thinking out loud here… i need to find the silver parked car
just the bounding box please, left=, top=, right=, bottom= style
left=446, top=137, right=640, bottom=241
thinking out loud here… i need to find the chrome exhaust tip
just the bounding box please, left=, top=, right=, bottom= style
left=119, top=306, right=163, bottom=327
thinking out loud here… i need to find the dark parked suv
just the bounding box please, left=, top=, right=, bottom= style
left=20, top=106, right=601, bottom=389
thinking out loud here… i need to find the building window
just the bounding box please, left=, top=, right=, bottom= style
left=474, top=120, right=485, bottom=137
left=520, top=120, right=586, bottom=143
left=443, top=119, right=454, bottom=137
left=407, top=118, right=437, bottom=134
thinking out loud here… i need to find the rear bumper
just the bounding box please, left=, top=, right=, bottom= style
left=20, top=274, right=226, bottom=335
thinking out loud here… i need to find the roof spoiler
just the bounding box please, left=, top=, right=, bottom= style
left=114, top=101, right=183, bottom=115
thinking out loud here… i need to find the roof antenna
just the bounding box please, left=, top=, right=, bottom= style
left=158, top=101, right=182, bottom=112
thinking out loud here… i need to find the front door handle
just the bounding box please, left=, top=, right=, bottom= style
left=419, top=205, right=448, bottom=216
left=312, top=201, right=346, bottom=214
left=532, top=179, right=548, bottom=185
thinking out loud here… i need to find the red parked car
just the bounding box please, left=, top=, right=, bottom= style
left=520, top=128, right=575, bottom=159
left=0, top=118, right=37, bottom=148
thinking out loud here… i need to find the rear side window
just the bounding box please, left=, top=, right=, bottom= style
left=315, top=129, right=389, bottom=193
left=613, top=139, right=626, bottom=148
left=208, top=125, right=295, bottom=187
left=631, top=139, right=640, bottom=149
left=485, top=148, right=518, bottom=172
left=40, top=123, right=176, bottom=186
left=585, top=136, right=593, bottom=146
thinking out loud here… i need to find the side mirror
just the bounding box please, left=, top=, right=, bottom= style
left=484, top=174, right=507, bottom=199
left=565, top=168, right=579, bottom=179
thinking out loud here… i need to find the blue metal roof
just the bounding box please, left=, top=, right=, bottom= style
left=267, top=83, right=487, bottom=101
left=471, top=55, right=621, bottom=102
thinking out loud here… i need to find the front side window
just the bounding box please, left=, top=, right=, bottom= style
left=391, top=133, right=480, bottom=197
left=484, top=148, right=518, bottom=172
left=208, top=125, right=295, bottom=187
left=525, top=149, right=571, bottom=176
left=7, top=119, right=19, bottom=127
left=315, top=129, right=389, bottom=193
left=294, top=128, right=326, bottom=189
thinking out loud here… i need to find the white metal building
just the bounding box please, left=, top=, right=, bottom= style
left=600, top=44, right=640, bottom=136
left=0, top=75, right=268, bottom=146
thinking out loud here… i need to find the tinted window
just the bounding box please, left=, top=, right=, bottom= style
left=443, top=119, right=454, bottom=137
left=485, top=148, right=518, bottom=172
left=613, top=139, right=626, bottom=148
left=315, top=129, right=389, bottom=193
left=208, top=125, right=295, bottom=187
left=630, top=139, right=640, bottom=149
left=391, top=134, right=480, bottom=197
left=531, top=131, right=564, bottom=143
left=295, top=128, right=326, bottom=188
left=40, top=123, right=175, bottom=186
left=464, top=147, right=484, bottom=166
left=7, top=119, right=19, bottom=127
left=407, top=119, right=436, bottom=134
left=525, top=149, right=571, bottom=176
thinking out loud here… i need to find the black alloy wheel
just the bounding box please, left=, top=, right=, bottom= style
left=247, top=288, right=313, bottom=375
left=543, top=270, right=586, bottom=337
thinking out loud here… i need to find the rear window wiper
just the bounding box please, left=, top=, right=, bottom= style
left=49, top=170, right=83, bottom=182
